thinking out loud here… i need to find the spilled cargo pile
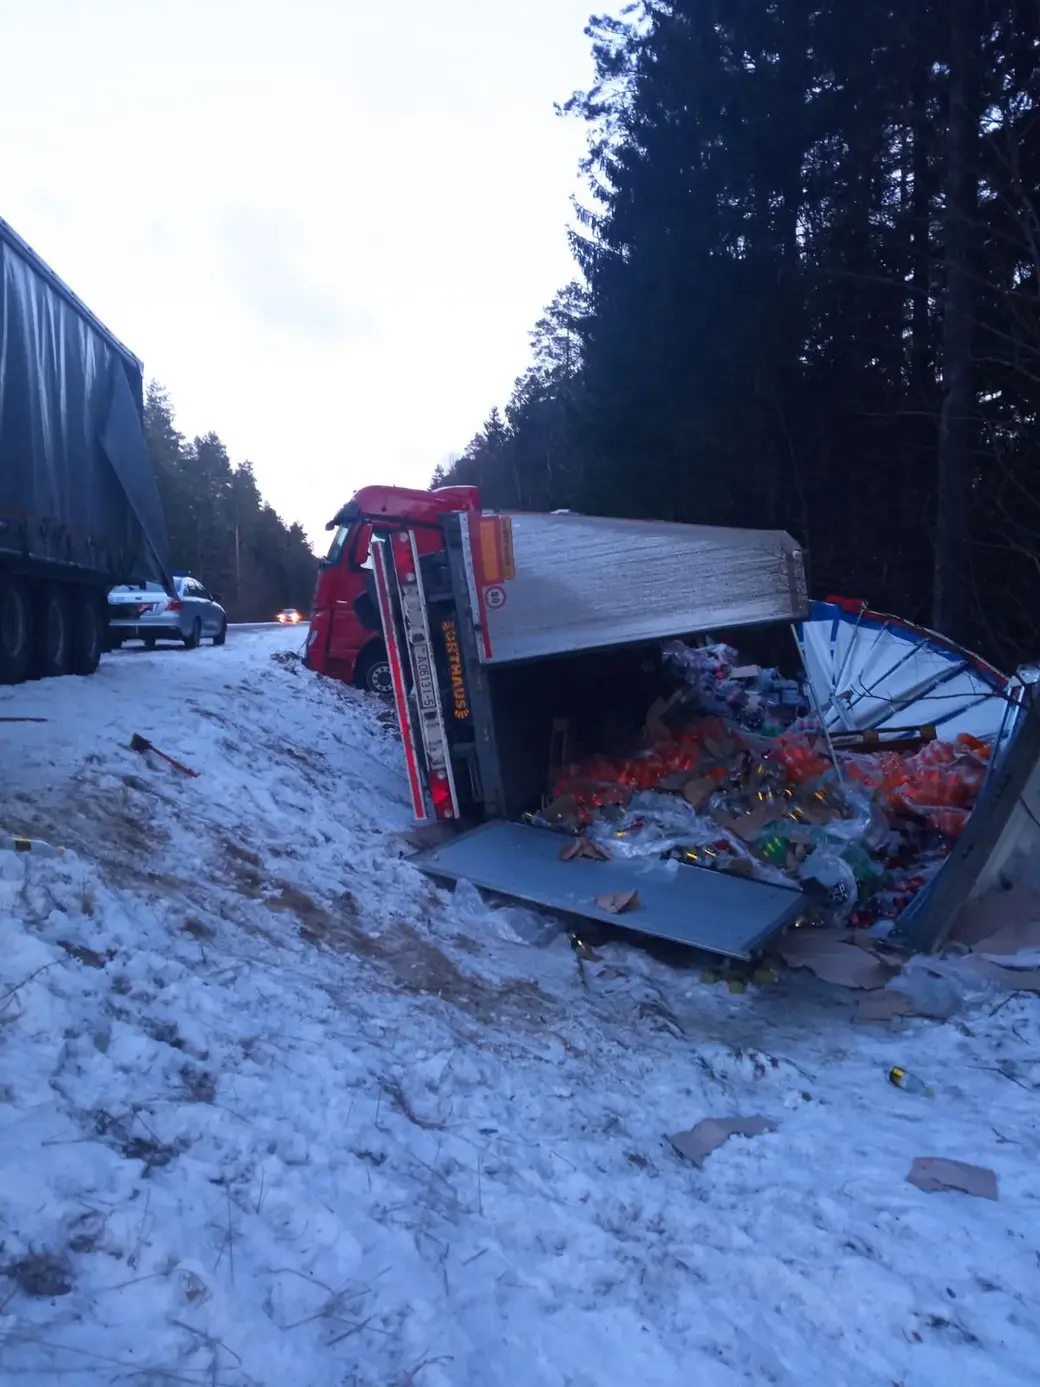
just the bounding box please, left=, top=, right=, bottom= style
left=538, top=641, right=994, bottom=931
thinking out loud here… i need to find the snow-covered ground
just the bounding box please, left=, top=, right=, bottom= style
left=1, top=628, right=1038, bottom=1387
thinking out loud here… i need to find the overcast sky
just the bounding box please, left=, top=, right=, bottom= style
left=0, top=0, right=603, bottom=548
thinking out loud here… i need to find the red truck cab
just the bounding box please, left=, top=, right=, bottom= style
left=305, top=483, right=480, bottom=691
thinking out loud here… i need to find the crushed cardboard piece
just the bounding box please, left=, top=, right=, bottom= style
left=797, top=797, right=845, bottom=828
left=540, top=795, right=584, bottom=831
left=559, top=838, right=611, bottom=863
left=856, top=990, right=916, bottom=1023
left=777, top=930, right=896, bottom=990
left=951, top=887, right=1040, bottom=949
left=655, top=770, right=691, bottom=792
left=399, top=822, right=459, bottom=852
left=716, top=803, right=783, bottom=845
left=970, top=917, right=1040, bottom=959
left=907, top=1157, right=998, bottom=1201
left=832, top=725, right=937, bottom=754
left=729, top=665, right=762, bottom=681
left=961, top=955, right=1040, bottom=993
left=703, top=731, right=740, bottom=761
left=668, top=1116, right=778, bottom=1168
left=596, top=890, right=641, bottom=915
left=681, top=775, right=716, bottom=811
left=645, top=695, right=679, bottom=744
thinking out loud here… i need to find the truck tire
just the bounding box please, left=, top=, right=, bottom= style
left=71, top=588, right=105, bottom=676
left=183, top=618, right=202, bottom=650
left=38, top=584, right=72, bottom=678
left=354, top=643, right=392, bottom=696
left=0, top=576, right=33, bottom=685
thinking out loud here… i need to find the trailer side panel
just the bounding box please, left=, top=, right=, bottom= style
left=0, top=220, right=169, bottom=587
left=465, top=511, right=808, bottom=666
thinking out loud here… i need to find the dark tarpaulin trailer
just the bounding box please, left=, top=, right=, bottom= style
left=0, top=215, right=170, bottom=590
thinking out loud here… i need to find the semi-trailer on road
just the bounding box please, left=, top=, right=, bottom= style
left=0, top=216, right=171, bottom=685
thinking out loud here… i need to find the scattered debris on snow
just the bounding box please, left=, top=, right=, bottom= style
left=0, top=628, right=1038, bottom=1387
left=667, top=1116, right=778, bottom=1168
left=907, top=1158, right=1000, bottom=1202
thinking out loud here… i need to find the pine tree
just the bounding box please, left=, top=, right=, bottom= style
left=142, top=383, right=317, bottom=620
left=437, top=0, right=1040, bottom=664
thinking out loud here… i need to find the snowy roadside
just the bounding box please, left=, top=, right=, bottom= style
left=1, top=628, right=1038, bottom=1386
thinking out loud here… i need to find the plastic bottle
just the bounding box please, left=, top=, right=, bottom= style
left=888, top=1066, right=935, bottom=1096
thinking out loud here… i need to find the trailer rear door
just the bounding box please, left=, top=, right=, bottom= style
left=411, top=820, right=806, bottom=961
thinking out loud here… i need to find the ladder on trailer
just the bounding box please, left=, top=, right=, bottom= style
left=370, top=530, right=460, bottom=821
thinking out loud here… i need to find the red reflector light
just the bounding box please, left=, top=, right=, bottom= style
left=430, top=772, right=455, bottom=821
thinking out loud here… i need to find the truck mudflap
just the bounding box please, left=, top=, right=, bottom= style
left=413, top=820, right=806, bottom=961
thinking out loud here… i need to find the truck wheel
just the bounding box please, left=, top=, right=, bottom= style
left=0, top=577, right=33, bottom=685
left=183, top=618, right=202, bottom=650
left=70, top=589, right=105, bottom=676
left=39, top=585, right=72, bottom=678
left=212, top=618, right=227, bottom=646
left=355, top=643, right=392, bottom=697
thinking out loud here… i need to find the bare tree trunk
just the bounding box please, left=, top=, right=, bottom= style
left=933, top=0, right=979, bottom=638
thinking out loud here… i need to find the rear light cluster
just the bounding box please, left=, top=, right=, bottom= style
left=167, top=600, right=183, bottom=612
left=430, top=771, right=455, bottom=820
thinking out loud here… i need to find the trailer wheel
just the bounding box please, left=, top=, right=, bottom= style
left=71, top=589, right=105, bottom=676
left=39, top=585, right=72, bottom=678
left=354, top=643, right=392, bottom=697
left=0, top=577, right=32, bottom=685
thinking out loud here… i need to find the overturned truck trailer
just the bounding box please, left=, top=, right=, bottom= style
left=373, top=509, right=1032, bottom=964
left=0, top=216, right=171, bottom=684
left=372, top=509, right=818, bottom=959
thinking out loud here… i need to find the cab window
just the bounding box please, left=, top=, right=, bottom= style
left=347, top=523, right=374, bottom=571
left=325, top=526, right=351, bottom=567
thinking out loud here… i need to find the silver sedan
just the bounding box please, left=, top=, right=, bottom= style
left=107, top=575, right=228, bottom=650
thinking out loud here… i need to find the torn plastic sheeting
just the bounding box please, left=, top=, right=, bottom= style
left=586, top=790, right=791, bottom=887
left=796, top=600, right=1014, bottom=743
